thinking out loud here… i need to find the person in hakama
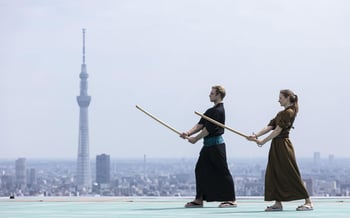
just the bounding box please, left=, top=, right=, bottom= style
left=180, top=85, right=237, bottom=208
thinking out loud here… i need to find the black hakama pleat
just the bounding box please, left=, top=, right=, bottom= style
left=195, top=143, right=236, bottom=201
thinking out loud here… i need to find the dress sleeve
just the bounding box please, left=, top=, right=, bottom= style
left=276, top=109, right=294, bottom=129
left=267, top=118, right=276, bottom=129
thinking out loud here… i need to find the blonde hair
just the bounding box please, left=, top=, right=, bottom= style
left=212, top=85, right=226, bottom=99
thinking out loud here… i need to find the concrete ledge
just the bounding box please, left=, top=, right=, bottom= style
left=1, top=197, right=349, bottom=218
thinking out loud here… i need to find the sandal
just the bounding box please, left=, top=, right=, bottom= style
left=185, top=201, right=203, bottom=208
left=218, top=201, right=237, bottom=208
left=296, top=204, right=313, bottom=211
left=265, top=205, right=283, bottom=212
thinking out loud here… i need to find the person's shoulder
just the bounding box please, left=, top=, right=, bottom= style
left=279, top=108, right=294, bottom=118
left=284, top=108, right=294, bottom=113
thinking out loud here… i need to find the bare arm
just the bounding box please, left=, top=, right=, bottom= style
left=256, top=125, right=282, bottom=146
left=247, top=126, right=273, bottom=141
left=188, top=127, right=209, bottom=144
left=181, top=124, right=209, bottom=144
left=254, top=126, right=274, bottom=138
left=180, top=124, right=204, bottom=139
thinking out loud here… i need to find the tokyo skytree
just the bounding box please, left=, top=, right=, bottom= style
left=76, top=28, right=92, bottom=192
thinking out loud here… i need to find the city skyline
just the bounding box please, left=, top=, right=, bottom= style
left=1, top=151, right=340, bottom=162
left=1, top=155, right=350, bottom=197
left=1, top=0, right=350, bottom=159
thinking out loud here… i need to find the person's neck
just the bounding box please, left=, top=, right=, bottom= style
left=284, top=103, right=292, bottom=109
left=214, top=100, right=222, bottom=105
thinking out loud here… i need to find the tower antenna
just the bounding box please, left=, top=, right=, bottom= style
left=82, top=28, right=86, bottom=64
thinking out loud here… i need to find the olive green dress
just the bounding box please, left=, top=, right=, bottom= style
left=265, top=107, right=309, bottom=201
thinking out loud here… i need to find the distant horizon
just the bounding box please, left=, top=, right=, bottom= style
left=0, top=154, right=347, bottom=161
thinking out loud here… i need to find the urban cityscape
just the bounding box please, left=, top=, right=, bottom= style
left=1, top=152, right=350, bottom=198
left=2, top=30, right=350, bottom=199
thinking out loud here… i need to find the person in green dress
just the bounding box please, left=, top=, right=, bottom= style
left=247, top=89, right=313, bottom=212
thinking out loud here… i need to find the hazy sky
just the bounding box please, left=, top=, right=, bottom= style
left=1, top=0, right=349, bottom=159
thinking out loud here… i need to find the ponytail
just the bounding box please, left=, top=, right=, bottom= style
left=280, top=89, right=299, bottom=114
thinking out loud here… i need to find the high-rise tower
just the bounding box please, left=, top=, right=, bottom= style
left=96, top=154, right=111, bottom=185
left=76, top=28, right=92, bottom=192
left=15, top=158, right=26, bottom=189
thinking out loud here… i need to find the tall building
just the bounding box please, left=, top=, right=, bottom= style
left=76, top=28, right=92, bottom=192
left=96, top=154, right=110, bottom=185
left=329, top=154, right=335, bottom=165
left=27, top=168, right=37, bottom=186
left=15, top=158, right=26, bottom=188
left=313, top=152, right=321, bottom=165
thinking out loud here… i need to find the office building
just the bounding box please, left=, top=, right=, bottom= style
left=96, top=154, right=110, bottom=185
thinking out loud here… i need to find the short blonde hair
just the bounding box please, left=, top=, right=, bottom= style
left=212, top=85, right=226, bottom=99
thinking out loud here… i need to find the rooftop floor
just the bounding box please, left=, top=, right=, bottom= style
left=0, top=197, right=349, bottom=218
